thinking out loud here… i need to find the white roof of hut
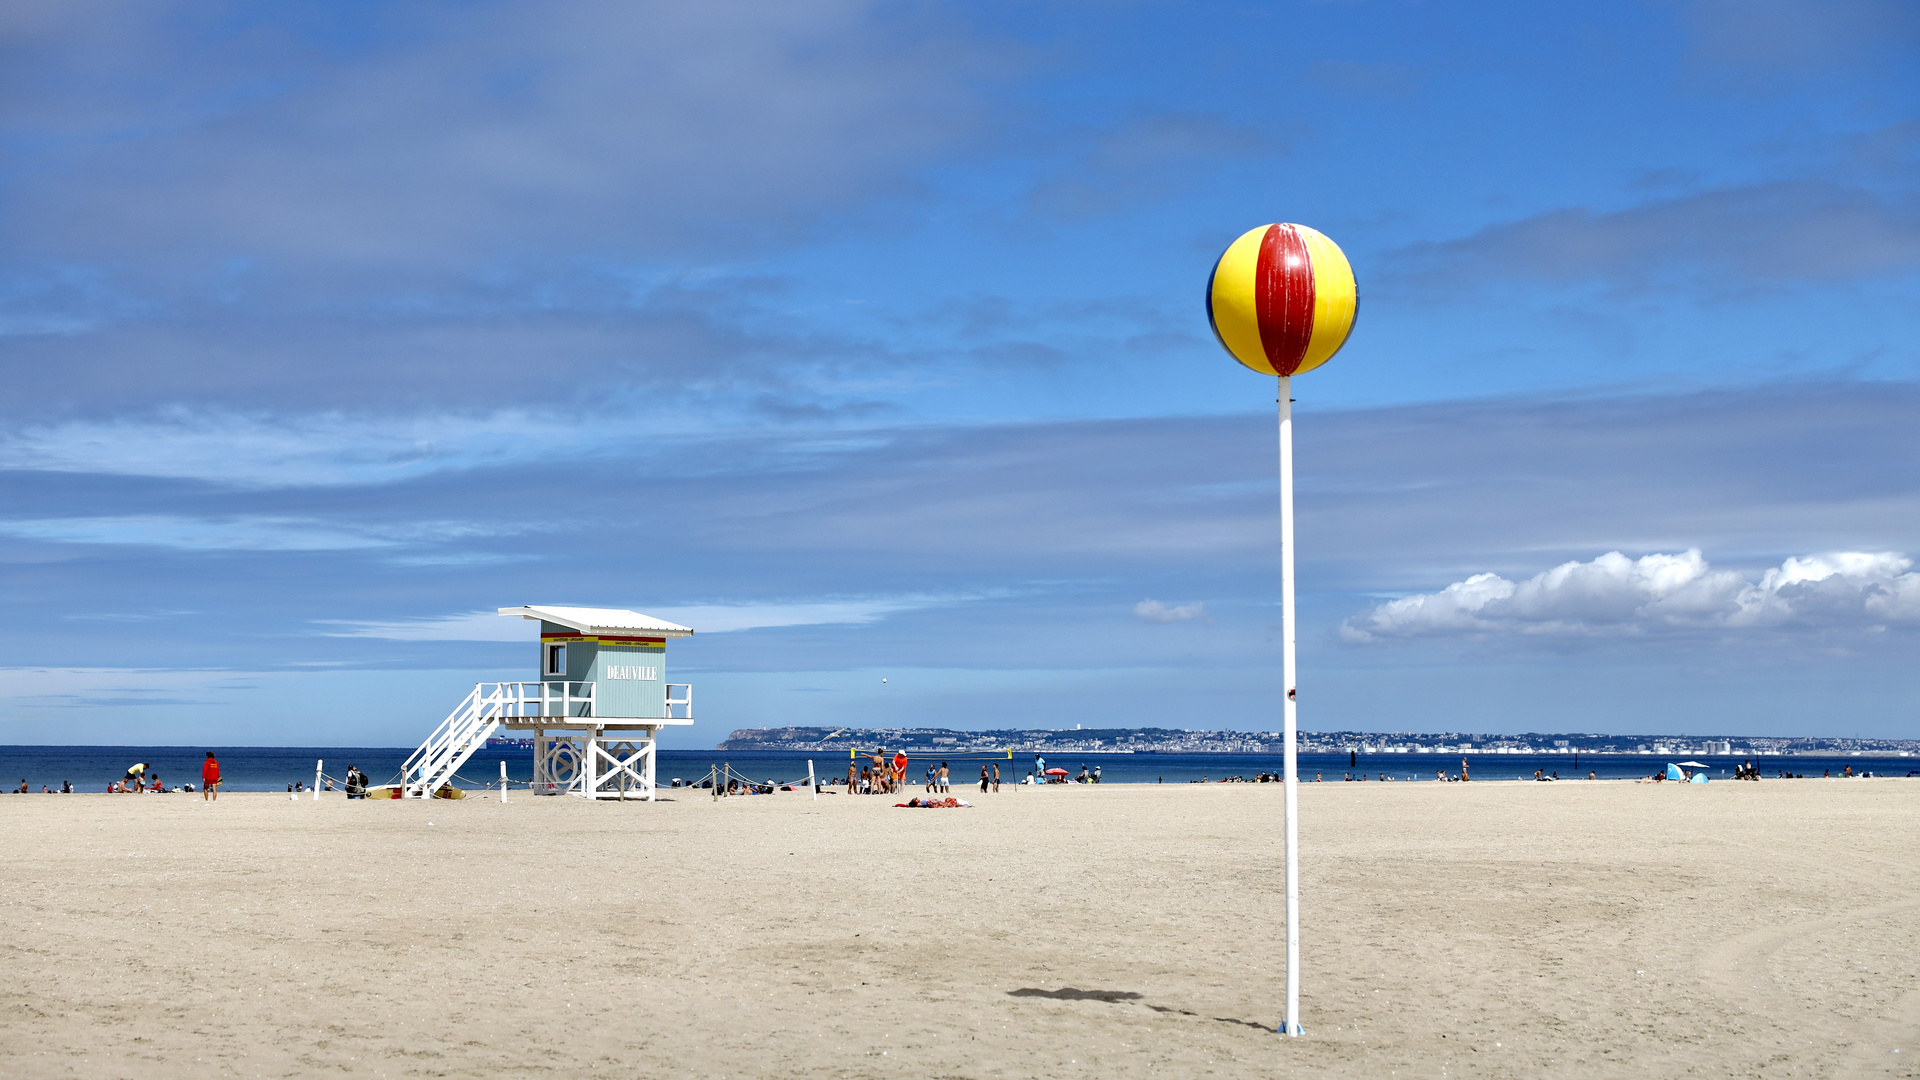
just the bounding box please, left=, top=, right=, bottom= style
left=498, top=605, right=694, bottom=637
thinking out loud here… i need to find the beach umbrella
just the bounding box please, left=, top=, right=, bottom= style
left=1043, top=768, right=1069, bottom=776
left=1674, top=760, right=1711, bottom=769
left=1205, top=223, right=1359, bottom=1039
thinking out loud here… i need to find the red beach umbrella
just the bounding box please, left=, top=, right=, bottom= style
left=1043, top=768, right=1069, bottom=775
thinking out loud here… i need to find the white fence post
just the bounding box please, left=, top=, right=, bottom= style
left=500, top=759, right=508, bottom=804
left=808, top=759, right=817, bottom=801
left=314, top=759, right=323, bottom=801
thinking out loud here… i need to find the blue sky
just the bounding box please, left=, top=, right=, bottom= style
left=2, top=0, right=1917, bottom=747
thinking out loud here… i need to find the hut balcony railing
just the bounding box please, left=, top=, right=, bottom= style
left=505, top=680, right=596, bottom=719
left=666, top=683, right=692, bottom=720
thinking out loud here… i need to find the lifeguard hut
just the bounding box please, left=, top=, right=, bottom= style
left=401, top=605, right=695, bottom=800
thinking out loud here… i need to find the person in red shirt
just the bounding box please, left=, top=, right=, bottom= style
left=202, top=752, right=221, bottom=802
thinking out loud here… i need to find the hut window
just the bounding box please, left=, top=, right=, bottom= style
left=545, top=643, right=566, bottom=675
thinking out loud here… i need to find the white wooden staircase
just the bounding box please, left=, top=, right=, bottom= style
left=402, top=682, right=594, bottom=797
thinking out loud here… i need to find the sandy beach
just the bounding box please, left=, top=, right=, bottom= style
left=2, top=779, right=1916, bottom=1079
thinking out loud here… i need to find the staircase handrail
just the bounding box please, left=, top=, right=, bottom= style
left=403, top=683, right=483, bottom=788
left=404, top=682, right=516, bottom=796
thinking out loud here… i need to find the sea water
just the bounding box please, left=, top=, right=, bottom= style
left=0, top=745, right=1911, bottom=793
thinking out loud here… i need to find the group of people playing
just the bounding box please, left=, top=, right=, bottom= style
left=835, top=754, right=1028, bottom=794
left=110, top=762, right=178, bottom=793
left=842, top=752, right=912, bottom=794
left=92, top=753, right=226, bottom=799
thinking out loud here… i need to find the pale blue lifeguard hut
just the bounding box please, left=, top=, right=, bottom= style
left=402, top=605, right=695, bottom=800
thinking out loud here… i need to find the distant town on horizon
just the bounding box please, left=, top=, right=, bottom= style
left=715, top=726, right=1920, bottom=758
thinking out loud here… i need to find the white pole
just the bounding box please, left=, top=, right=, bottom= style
left=645, top=731, right=656, bottom=802
left=314, top=759, right=323, bottom=801
left=1279, top=376, right=1303, bottom=1037
left=583, top=727, right=598, bottom=802
left=500, top=759, right=509, bottom=804
left=808, top=759, right=817, bottom=801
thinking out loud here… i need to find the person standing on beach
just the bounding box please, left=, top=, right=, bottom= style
left=991, top=763, right=1000, bottom=793
left=980, top=764, right=989, bottom=793
left=202, top=752, right=221, bottom=802
left=937, top=762, right=949, bottom=793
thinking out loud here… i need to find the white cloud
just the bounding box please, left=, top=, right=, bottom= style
left=316, top=612, right=534, bottom=642
left=0, top=516, right=393, bottom=551
left=5, top=0, right=992, bottom=268
left=0, top=514, right=522, bottom=551
left=1134, top=599, right=1206, bottom=623
left=0, top=408, right=629, bottom=487
left=321, top=596, right=963, bottom=640
left=651, top=598, right=955, bottom=633
left=1343, top=549, right=1920, bottom=640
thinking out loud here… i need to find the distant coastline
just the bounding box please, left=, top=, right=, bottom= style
left=718, top=725, right=1920, bottom=757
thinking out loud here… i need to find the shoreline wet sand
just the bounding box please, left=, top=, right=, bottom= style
left=3, top=780, right=1916, bottom=1078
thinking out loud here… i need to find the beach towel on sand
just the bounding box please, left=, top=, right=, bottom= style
left=895, top=797, right=971, bottom=808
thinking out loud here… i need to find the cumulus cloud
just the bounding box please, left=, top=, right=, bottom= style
left=1135, top=599, right=1205, bottom=623
left=1343, top=549, right=1920, bottom=641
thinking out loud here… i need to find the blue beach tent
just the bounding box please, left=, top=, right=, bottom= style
left=1667, top=761, right=1712, bottom=783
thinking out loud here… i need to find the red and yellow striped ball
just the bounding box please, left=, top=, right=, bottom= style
left=1206, top=223, right=1358, bottom=377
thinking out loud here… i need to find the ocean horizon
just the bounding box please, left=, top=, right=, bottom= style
left=3, top=744, right=1913, bottom=793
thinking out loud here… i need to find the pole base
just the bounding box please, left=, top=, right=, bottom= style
left=1277, top=1023, right=1304, bottom=1037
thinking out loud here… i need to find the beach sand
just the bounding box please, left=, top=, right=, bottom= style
left=2, top=778, right=1916, bottom=1078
